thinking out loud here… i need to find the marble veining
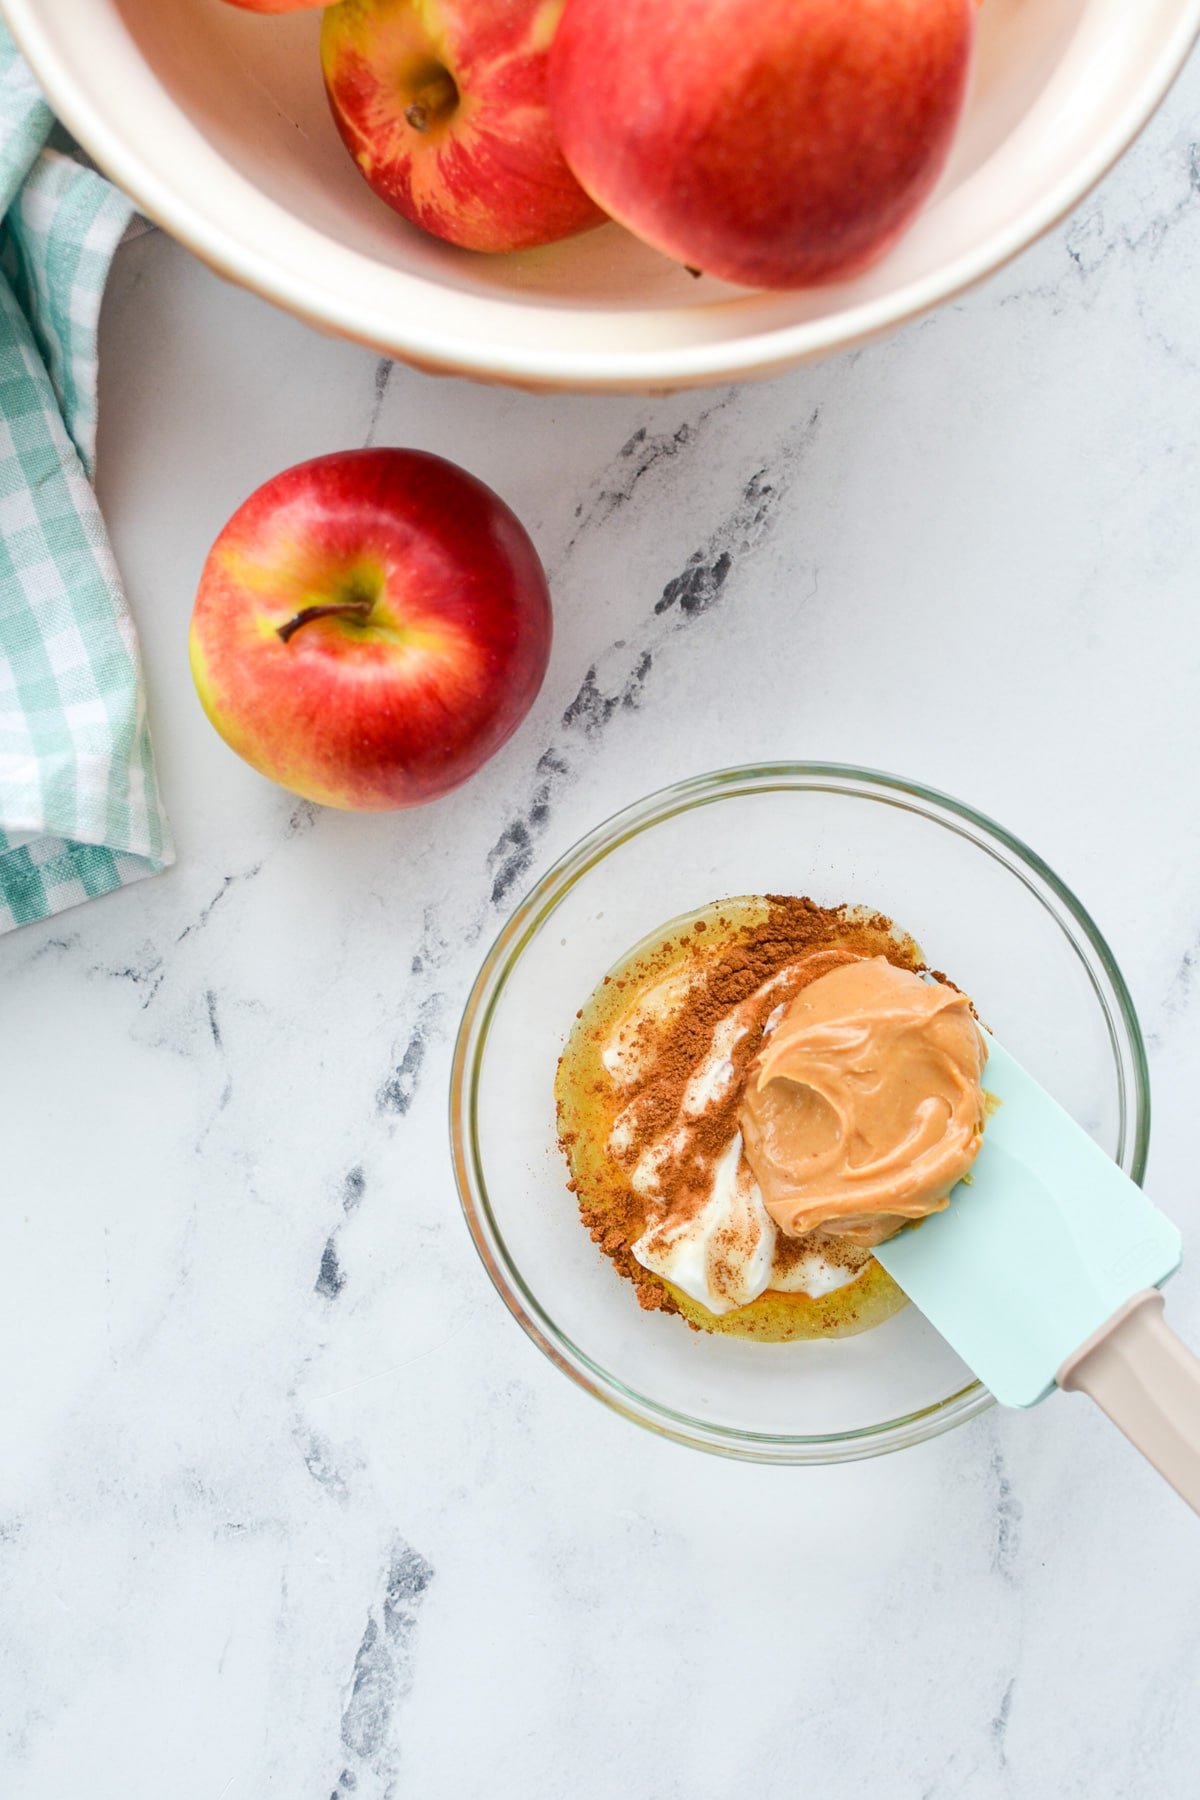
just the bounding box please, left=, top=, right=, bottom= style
left=5, top=44, right=1200, bottom=1800
left=337, top=1538, right=435, bottom=1792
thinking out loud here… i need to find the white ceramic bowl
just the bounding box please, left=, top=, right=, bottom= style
left=6, top=0, right=1198, bottom=391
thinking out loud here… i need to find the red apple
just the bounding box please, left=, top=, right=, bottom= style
left=321, top=0, right=605, bottom=253
left=189, top=450, right=552, bottom=810
left=550, top=0, right=975, bottom=289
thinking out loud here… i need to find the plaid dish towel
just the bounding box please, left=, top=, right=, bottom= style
left=0, top=30, right=172, bottom=932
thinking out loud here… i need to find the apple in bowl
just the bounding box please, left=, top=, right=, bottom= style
left=550, top=0, right=976, bottom=289
left=189, top=450, right=552, bottom=810
left=321, top=0, right=605, bottom=252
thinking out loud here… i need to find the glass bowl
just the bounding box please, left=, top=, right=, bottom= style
left=451, top=764, right=1149, bottom=1463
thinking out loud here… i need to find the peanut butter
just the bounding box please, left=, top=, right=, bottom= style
left=739, top=957, right=987, bottom=1248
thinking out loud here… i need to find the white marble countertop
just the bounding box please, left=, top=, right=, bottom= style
left=5, top=47, right=1200, bottom=1800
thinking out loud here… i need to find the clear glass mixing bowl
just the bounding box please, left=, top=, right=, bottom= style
left=451, top=765, right=1149, bottom=1463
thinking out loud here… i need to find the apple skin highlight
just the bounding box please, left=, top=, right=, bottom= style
left=189, top=449, right=552, bottom=811
left=322, top=0, right=605, bottom=253
left=550, top=0, right=976, bottom=290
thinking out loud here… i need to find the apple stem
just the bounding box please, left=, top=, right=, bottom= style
left=277, top=599, right=374, bottom=644
left=404, top=71, right=458, bottom=133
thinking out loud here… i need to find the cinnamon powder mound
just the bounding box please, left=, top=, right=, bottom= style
left=556, top=894, right=923, bottom=1317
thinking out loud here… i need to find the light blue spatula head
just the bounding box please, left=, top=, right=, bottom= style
left=873, top=1036, right=1182, bottom=1409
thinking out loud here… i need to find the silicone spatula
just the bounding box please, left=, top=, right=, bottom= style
left=873, top=1036, right=1200, bottom=1513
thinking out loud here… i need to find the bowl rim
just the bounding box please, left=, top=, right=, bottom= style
left=5, top=0, right=1200, bottom=389
left=450, top=761, right=1151, bottom=1464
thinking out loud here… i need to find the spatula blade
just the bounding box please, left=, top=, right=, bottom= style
left=874, top=1037, right=1181, bottom=1408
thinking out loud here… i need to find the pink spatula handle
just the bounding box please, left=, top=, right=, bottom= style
left=1058, top=1290, right=1200, bottom=1516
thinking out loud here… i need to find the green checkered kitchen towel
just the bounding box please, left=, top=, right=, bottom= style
left=0, top=29, right=172, bottom=932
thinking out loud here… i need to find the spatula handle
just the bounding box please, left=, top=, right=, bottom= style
left=1058, top=1290, right=1200, bottom=1516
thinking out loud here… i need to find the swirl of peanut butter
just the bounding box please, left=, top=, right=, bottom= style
left=739, top=957, right=987, bottom=1248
